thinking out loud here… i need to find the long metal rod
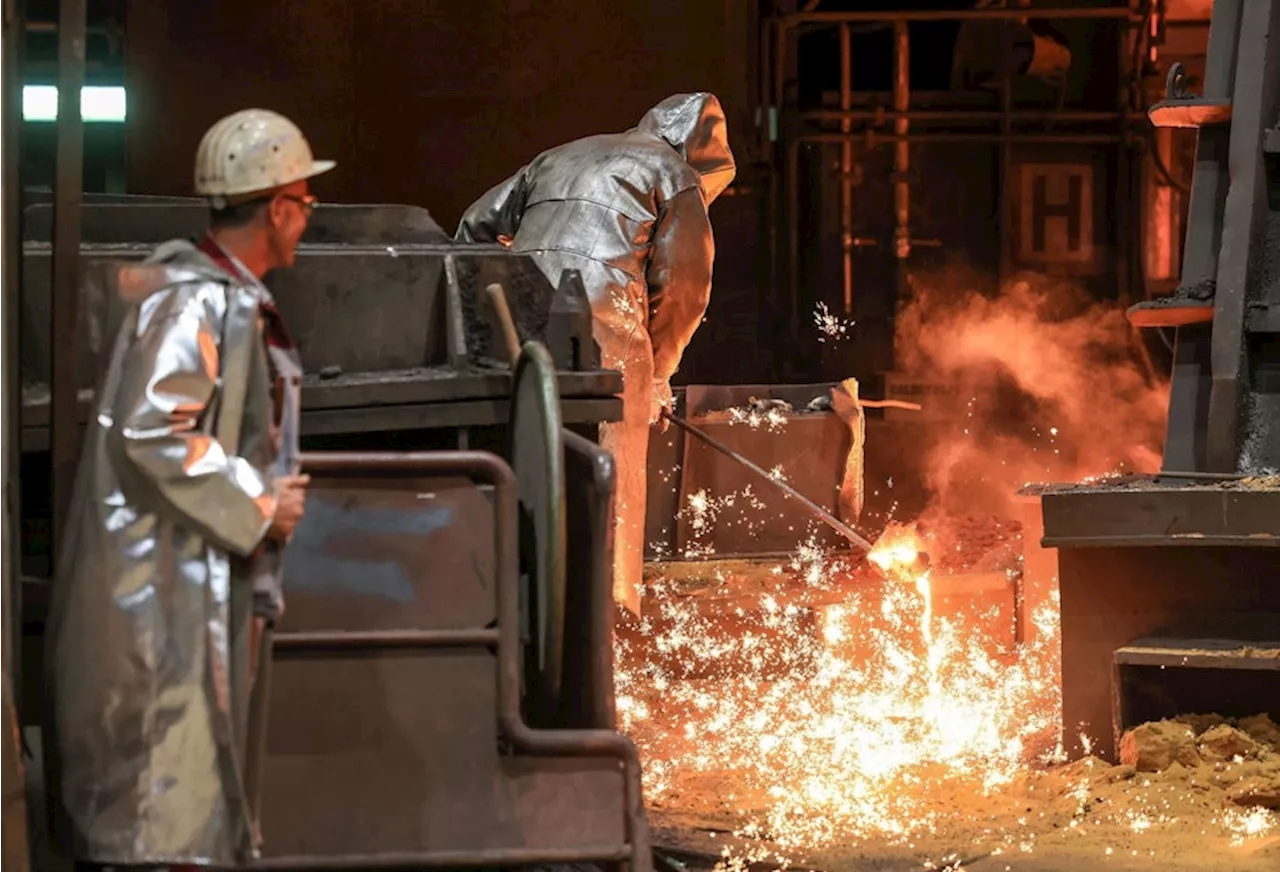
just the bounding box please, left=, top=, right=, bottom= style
left=892, top=20, right=911, bottom=261
left=799, top=109, right=1145, bottom=123
left=660, top=409, right=875, bottom=552
left=2, top=0, right=25, bottom=724
left=272, top=628, right=501, bottom=650
left=0, top=0, right=28, bottom=865
left=1115, top=13, right=1132, bottom=307
left=787, top=131, right=800, bottom=342
left=785, top=130, right=1122, bottom=336
left=763, top=16, right=780, bottom=366
left=254, top=845, right=633, bottom=870
left=998, top=74, right=1012, bottom=279
left=285, top=451, right=652, bottom=870
left=839, top=24, right=853, bottom=315
left=1158, top=0, right=1244, bottom=473
left=50, top=0, right=85, bottom=546
left=784, top=6, right=1136, bottom=26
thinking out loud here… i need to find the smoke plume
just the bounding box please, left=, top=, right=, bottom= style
left=895, top=267, right=1169, bottom=518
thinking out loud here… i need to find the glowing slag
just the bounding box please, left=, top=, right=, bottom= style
left=615, top=520, right=1063, bottom=853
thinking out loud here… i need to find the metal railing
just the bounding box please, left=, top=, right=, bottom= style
left=759, top=4, right=1147, bottom=340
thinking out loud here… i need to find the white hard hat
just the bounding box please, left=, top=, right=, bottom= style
left=194, top=108, right=335, bottom=203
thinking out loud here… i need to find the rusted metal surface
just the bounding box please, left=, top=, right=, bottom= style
left=254, top=451, right=649, bottom=870
left=1039, top=481, right=1280, bottom=548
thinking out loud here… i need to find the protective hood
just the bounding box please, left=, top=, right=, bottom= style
left=636, top=93, right=736, bottom=204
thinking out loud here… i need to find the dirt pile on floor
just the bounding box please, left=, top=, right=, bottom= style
left=1116, top=714, right=1280, bottom=810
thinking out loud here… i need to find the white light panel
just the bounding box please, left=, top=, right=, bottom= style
left=23, top=85, right=126, bottom=122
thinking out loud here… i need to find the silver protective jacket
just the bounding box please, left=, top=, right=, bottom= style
left=457, top=92, right=735, bottom=611
left=44, top=238, right=280, bottom=866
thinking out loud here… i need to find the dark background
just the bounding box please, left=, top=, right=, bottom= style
left=16, top=0, right=1208, bottom=387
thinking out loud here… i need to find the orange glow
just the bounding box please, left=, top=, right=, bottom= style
left=615, top=273, right=1171, bottom=866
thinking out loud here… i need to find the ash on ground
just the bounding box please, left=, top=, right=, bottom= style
left=641, top=712, right=1280, bottom=872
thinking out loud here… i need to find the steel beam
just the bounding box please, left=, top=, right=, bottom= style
left=2, top=0, right=24, bottom=717
left=1, top=3, right=32, bottom=868
left=1156, top=0, right=1241, bottom=471
left=1206, top=0, right=1280, bottom=471
left=49, top=0, right=84, bottom=543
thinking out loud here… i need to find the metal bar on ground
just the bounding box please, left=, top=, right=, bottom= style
left=253, top=845, right=634, bottom=870
left=50, top=0, right=86, bottom=545
left=271, top=628, right=500, bottom=650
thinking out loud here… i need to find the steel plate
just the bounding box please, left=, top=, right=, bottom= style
left=510, top=342, right=567, bottom=716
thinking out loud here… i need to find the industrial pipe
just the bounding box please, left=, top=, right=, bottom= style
left=783, top=6, right=1136, bottom=26
left=50, top=0, right=85, bottom=545
left=799, top=109, right=1143, bottom=123
left=840, top=23, right=854, bottom=315
left=893, top=20, right=911, bottom=261
left=767, top=6, right=1140, bottom=130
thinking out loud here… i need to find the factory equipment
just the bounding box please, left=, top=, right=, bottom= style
left=1033, top=0, right=1280, bottom=762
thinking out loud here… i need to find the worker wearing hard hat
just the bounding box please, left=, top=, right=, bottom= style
left=44, top=109, right=332, bottom=868
left=457, top=93, right=736, bottom=614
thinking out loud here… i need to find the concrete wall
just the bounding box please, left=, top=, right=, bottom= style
left=123, top=0, right=754, bottom=230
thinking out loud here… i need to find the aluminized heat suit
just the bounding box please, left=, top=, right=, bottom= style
left=457, top=92, right=735, bottom=612
left=44, top=239, right=289, bottom=866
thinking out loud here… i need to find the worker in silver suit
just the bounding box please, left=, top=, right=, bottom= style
left=457, top=92, right=735, bottom=613
left=44, top=108, right=332, bottom=869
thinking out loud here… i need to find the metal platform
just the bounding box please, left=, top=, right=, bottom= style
left=1032, top=478, right=1280, bottom=760
left=1114, top=635, right=1280, bottom=738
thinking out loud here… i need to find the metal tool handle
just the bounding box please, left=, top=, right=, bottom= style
left=660, top=408, right=875, bottom=553
left=242, top=623, right=273, bottom=836
left=484, top=282, right=523, bottom=365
